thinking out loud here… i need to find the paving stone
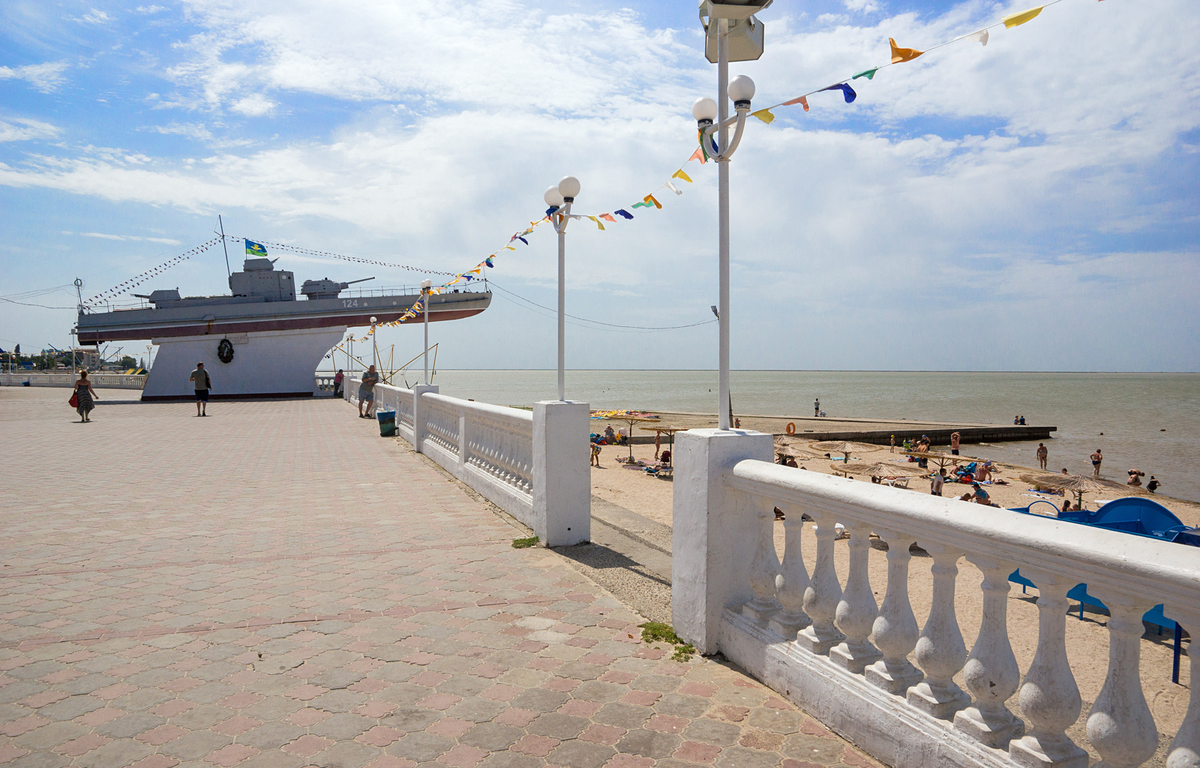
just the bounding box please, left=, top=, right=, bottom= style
left=458, top=723, right=523, bottom=752
left=442, top=698, right=505, bottom=725
left=507, top=689, right=568, bottom=714
left=309, top=739, right=380, bottom=768
left=311, top=712, right=374, bottom=741
left=614, top=729, right=680, bottom=759
left=80, top=738, right=156, bottom=768
left=387, top=732, right=453, bottom=762
left=546, top=739, right=614, bottom=768
left=33, top=695, right=105, bottom=722
left=157, top=730, right=233, bottom=761
left=682, top=718, right=743, bottom=747
left=380, top=707, right=441, bottom=733
left=474, top=751, right=542, bottom=768
left=591, top=703, right=652, bottom=730
left=713, top=746, right=781, bottom=768
left=240, top=721, right=307, bottom=751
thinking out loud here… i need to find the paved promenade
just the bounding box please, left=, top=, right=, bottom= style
left=0, top=388, right=876, bottom=768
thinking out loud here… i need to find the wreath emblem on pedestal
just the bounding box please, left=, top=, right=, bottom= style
left=217, top=338, right=234, bottom=364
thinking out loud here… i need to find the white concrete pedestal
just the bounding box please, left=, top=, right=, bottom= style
left=532, top=401, right=590, bottom=548
left=672, top=428, right=773, bottom=656
left=143, top=326, right=345, bottom=400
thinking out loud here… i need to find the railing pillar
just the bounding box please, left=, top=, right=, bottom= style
left=907, top=545, right=970, bottom=720
left=796, top=511, right=844, bottom=656
left=532, top=401, right=590, bottom=548
left=411, top=384, right=438, bottom=453
left=1167, top=606, right=1200, bottom=768
left=830, top=522, right=881, bottom=673
left=1086, top=589, right=1157, bottom=768
left=672, top=428, right=773, bottom=656
left=458, top=410, right=468, bottom=474
left=865, top=530, right=922, bottom=695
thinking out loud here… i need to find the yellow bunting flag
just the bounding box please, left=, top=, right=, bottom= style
left=1003, top=6, right=1043, bottom=27
left=750, top=108, right=775, bottom=124
left=890, top=38, right=924, bottom=64
left=587, top=215, right=605, bottom=231
left=689, top=147, right=706, bottom=164
left=644, top=194, right=661, bottom=210
left=783, top=95, right=809, bottom=112
left=505, top=246, right=515, bottom=251
left=672, top=169, right=693, bottom=183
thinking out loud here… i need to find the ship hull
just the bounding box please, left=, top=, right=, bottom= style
left=141, top=327, right=347, bottom=401
left=78, top=291, right=490, bottom=344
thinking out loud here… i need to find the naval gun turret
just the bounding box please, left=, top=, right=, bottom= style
left=300, top=276, right=375, bottom=300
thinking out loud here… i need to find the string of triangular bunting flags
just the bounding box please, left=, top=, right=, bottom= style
left=83, top=237, right=224, bottom=308
left=747, top=0, right=1088, bottom=125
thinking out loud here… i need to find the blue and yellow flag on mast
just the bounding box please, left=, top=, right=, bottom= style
left=245, top=239, right=268, bottom=257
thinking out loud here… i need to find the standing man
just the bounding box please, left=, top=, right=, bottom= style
left=1036, top=442, right=1048, bottom=470
left=358, top=365, right=380, bottom=419
left=333, top=369, right=344, bottom=399
left=814, top=398, right=820, bottom=417
left=931, top=468, right=946, bottom=496
left=950, top=431, right=961, bottom=456
left=189, top=362, right=211, bottom=417
left=1090, top=448, right=1103, bottom=477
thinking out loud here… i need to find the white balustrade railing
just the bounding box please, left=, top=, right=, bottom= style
left=673, top=430, right=1198, bottom=768
left=345, top=379, right=585, bottom=546
left=1, top=372, right=146, bottom=389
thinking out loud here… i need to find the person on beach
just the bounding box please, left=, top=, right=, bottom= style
left=604, top=425, right=615, bottom=444
left=931, top=469, right=945, bottom=496
left=1036, top=443, right=1048, bottom=470
left=814, top=398, right=820, bottom=417
left=889, top=434, right=896, bottom=453
left=1147, top=476, right=1160, bottom=493
left=975, top=462, right=991, bottom=482
left=189, top=362, right=211, bottom=416
left=1019, top=416, right=1027, bottom=425
left=591, top=440, right=602, bottom=467
left=1091, top=449, right=1103, bottom=477
left=73, top=370, right=98, bottom=422
left=1127, top=470, right=1143, bottom=487
left=358, top=365, right=380, bottom=418
left=971, top=483, right=991, bottom=505
left=950, top=431, right=961, bottom=455
left=654, top=432, right=661, bottom=461
left=333, top=369, right=344, bottom=398
left=1062, top=498, right=1073, bottom=513
left=1062, top=467, right=1069, bottom=475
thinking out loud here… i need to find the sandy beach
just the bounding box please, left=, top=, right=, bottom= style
left=588, top=435, right=1193, bottom=765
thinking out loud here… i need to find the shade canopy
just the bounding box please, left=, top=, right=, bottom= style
left=835, top=461, right=927, bottom=478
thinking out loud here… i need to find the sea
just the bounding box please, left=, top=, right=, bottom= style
left=366, top=370, right=1200, bottom=504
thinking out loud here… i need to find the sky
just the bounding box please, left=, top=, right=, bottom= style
left=1, top=0, right=1198, bottom=372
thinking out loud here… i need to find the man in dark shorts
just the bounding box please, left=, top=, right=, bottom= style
left=358, top=365, right=380, bottom=418
left=189, top=362, right=211, bottom=416
left=1036, top=442, right=1048, bottom=470
left=950, top=431, right=961, bottom=455
left=814, top=398, right=820, bottom=417
left=1091, top=449, right=1103, bottom=477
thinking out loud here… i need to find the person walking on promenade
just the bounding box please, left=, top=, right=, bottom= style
left=358, top=365, right=380, bottom=418
left=950, top=431, right=961, bottom=455
left=814, top=398, right=820, bottom=417
left=931, top=468, right=945, bottom=496
left=72, top=370, right=98, bottom=422
left=1036, top=442, right=1048, bottom=470
left=1091, top=448, right=1103, bottom=477
left=333, top=369, right=344, bottom=398
left=189, top=362, right=211, bottom=416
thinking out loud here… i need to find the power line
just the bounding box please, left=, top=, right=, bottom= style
left=487, top=281, right=716, bottom=332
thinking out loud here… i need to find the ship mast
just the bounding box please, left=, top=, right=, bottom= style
left=218, top=215, right=231, bottom=279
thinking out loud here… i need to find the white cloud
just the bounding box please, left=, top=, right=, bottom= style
left=80, top=8, right=111, bottom=24
left=0, top=61, right=69, bottom=93
left=230, top=93, right=275, bottom=116
left=843, top=0, right=879, bottom=13
left=143, top=122, right=213, bottom=141
left=0, top=118, right=61, bottom=142
left=136, top=4, right=167, bottom=12
left=80, top=232, right=183, bottom=244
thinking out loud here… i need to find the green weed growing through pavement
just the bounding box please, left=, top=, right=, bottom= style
left=639, top=622, right=695, bottom=662
left=511, top=536, right=539, bottom=549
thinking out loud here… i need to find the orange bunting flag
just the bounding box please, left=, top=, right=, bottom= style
left=688, top=147, right=707, bottom=164
left=599, top=214, right=616, bottom=223
left=783, top=95, right=809, bottom=112
left=890, top=38, right=924, bottom=64
left=1003, top=6, right=1043, bottom=27
left=644, top=194, right=661, bottom=210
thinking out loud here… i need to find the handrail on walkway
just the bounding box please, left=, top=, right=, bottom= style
left=671, top=428, right=1199, bottom=768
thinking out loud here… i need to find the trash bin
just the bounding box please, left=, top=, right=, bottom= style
left=376, top=409, right=397, bottom=437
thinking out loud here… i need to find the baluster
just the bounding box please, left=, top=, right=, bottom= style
left=1009, top=570, right=1088, bottom=768
left=1167, top=607, right=1200, bottom=768
left=1086, top=588, right=1157, bottom=768
left=907, top=545, right=970, bottom=719
left=954, top=554, right=1024, bottom=748
left=796, top=512, right=844, bottom=655
left=767, top=503, right=810, bottom=638
left=865, top=530, right=922, bottom=695
left=831, top=523, right=881, bottom=673
left=742, top=495, right=781, bottom=623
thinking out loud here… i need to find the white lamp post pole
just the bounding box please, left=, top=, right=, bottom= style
left=369, top=317, right=377, bottom=370
left=421, top=279, right=432, bottom=385
left=545, top=176, right=580, bottom=402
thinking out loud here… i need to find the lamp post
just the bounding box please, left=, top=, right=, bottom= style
left=421, top=279, right=432, bottom=385
left=369, top=316, right=377, bottom=370
left=544, top=175, right=580, bottom=402
left=694, top=0, right=767, bottom=430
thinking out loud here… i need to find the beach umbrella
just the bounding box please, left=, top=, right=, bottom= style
left=810, top=441, right=858, bottom=462
left=1019, top=472, right=1129, bottom=509
left=834, top=461, right=927, bottom=479
left=590, top=411, right=660, bottom=460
